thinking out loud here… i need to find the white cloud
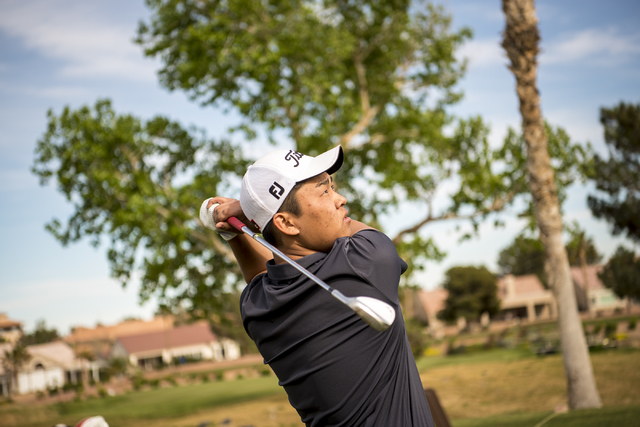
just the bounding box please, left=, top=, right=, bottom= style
left=542, top=28, right=640, bottom=65
left=0, top=0, right=158, bottom=81
left=457, top=37, right=506, bottom=69
left=0, top=81, right=91, bottom=100
left=456, top=28, right=640, bottom=70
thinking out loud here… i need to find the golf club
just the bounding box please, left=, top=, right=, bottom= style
left=227, top=216, right=396, bottom=332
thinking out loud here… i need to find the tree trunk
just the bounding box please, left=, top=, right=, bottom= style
left=501, top=0, right=602, bottom=410
left=578, top=236, right=592, bottom=317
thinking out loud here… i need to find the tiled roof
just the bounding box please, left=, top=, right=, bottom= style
left=497, top=274, right=546, bottom=299
left=0, top=314, right=22, bottom=329
left=116, top=322, right=216, bottom=355
left=570, top=265, right=605, bottom=291
left=26, top=341, right=81, bottom=368
left=65, top=315, right=175, bottom=344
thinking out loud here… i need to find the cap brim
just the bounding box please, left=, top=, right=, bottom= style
left=297, top=145, right=343, bottom=182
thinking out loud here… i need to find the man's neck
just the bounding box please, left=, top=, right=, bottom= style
left=272, top=243, right=320, bottom=264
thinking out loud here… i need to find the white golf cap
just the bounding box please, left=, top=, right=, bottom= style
left=240, top=146, right=344, bottom=230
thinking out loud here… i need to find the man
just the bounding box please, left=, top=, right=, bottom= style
left=201, top=146, right=433, bottom=426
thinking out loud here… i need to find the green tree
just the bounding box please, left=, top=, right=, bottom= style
left=19, top=320, right=60, bottom=346
left=599, top=246, right=640, bottom=303
left=498, top=224, right=601, bottom=285
left=565, top=221, right=602, bottom=267
left=438, top=266, right=500, bottom=322
left=2, top=344, right=32, bottom=397
left=587, top=102, right=640, bottom=243
left=33, top=1, right=590, bottom=324
left=498, top=235, right=546, bottom=280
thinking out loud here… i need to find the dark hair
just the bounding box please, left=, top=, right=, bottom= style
left=262, top=180, right=306, bottom=247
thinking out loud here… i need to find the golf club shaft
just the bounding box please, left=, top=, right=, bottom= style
left=227, top=217, right=351, bottom=306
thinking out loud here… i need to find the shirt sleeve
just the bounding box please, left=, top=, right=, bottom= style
left=343, top=229, right=408, bottom=303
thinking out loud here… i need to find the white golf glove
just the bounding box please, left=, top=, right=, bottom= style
left=199, top=198, right=236, bottom=241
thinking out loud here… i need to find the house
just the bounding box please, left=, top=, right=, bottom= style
left=110, top=322, right=240, bottom=369
left=413, top=274, right=557, bottom=330
left=571, top=265, right=628, bottom=315
left=65, top=315, right=177, bottom=359
left=496, top=274, right=557, bottom=322
left=0, top=341, right=98, bottom=396
left=0, top=314, right=23, bottom=344
left=413, top=288, right=448, bottom=334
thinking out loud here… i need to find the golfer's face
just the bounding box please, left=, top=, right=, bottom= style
left=294, top=172, right=351, bottom=252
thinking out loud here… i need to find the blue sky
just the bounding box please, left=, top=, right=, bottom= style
left=1, top=0, right=639, bottom=335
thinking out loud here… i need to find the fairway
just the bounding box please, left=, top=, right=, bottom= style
left=1, top=348, right=638, bottom=427
left=453, top=405, right=640, bottom=427
left=420, top=348, right=640, bottom=420
left=0, top=376, right=291, bottom=427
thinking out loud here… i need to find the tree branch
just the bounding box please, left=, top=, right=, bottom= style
left=341, top=55, right=381, bottom=147
left=391, top=192, right=516, bottom=245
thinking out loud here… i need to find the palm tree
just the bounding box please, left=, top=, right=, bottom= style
left=2, top=344, right=32, bottom=398
left=501, top=0, right=602, bottom=409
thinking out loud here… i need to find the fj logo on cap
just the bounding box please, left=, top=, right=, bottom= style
left=284, top=150, right=304, bottom=167
left=269, top=182, right=285, bottom=200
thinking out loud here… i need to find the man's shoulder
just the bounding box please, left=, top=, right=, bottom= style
left=343, top=228, right=396, bottom=254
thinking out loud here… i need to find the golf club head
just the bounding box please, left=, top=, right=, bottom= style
left=350, top=297, right=395, bottom=332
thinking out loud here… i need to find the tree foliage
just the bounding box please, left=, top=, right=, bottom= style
left=588, top=102, right=640, bottom=243
left=2, top=343, right=32, bottom=397
left=32, top=100, right=246, bottom=319
left=33, top=0, right=592, bottom=322
left=498, top=224, right=601, bottom=285
left=438, top=266, right=500, bottom=322
left=599, top=246, right=640, bottom=301
left=19, top=320, right=60, bottom=346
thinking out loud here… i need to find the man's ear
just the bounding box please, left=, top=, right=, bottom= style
left=272, top=212, right=300, bottom=237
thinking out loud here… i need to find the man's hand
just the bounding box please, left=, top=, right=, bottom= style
left=200, top=197, right=271, bottom=283
left=200, top=197, right=260, bottom=239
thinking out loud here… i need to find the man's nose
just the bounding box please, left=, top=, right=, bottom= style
left=335, top=192, right=347, bottom=208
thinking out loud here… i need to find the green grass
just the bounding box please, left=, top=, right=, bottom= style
left=0, top=376, right=286, bottom=427
left=416, top=347, right=533, bottom=371
left=453, top=405, right=640, bottom=427
left=58, top=376, right=283, bottom=419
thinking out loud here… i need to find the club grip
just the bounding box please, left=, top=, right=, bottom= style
left=227, top=216, right=246, bottom=232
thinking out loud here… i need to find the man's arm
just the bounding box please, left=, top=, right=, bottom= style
left=206, top=197, right=272, bottom=283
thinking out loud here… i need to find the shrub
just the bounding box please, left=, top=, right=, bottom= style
left=131, top=374, right=146, bottom=391
left=405, top=319, right=429, bottom=358
left=149, top=378, right=160, bottom=388
left=629, top=317, right=637, bottom=330
left=260, top=367, right=272, bottom=377
left=214, top=371, right=223, bottom=381
left=164, top=375, right=178, bottom=387
left=604, top=321, right=618, bottom=338
left=97, top=386, right=108, bottom=398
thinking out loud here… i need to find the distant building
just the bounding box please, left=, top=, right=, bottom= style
left=0, top=314, right=23, bottom=344
left=413, top=288, right=448, bottom=335
left=110, top=322, right=240, bottom=369
left=496, top=274, right=557, bottom=322
left=571, top=265, right=628, bottom=315
left=0, top=341, right=97, bottom=396
left=65, top=315, right=177, bottom=359
left=411, top=266, right=634, bottom=333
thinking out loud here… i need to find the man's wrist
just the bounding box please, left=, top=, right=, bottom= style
left=200, top=198, right=237, bottom=241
